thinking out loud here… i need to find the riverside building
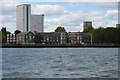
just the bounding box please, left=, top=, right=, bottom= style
left=40, top=32, right=67, bottom=44
left=7, top=33, right=16, bottom=44
left=16, top=32, right=35, bottom=44
left=67, top=32, right=92, bottom=44
left=16, top=32, right=92, bottom=45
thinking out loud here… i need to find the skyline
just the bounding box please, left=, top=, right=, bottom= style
left=1, top=1, right=119, bottom=33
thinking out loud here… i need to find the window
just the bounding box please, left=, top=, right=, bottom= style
left=29, top=36, right=32, bottom=40
left=77, top=37, right=79, bottom=40
left=26, top=36, right=28, bottom=38
left=19, top=36, right=22, bottom=41
left=47, top=36, right=49, bottom=41
left=33, top=36, right=35, bottom=38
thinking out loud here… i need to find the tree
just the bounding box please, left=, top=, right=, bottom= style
left=1, top=27, right=7, bottom=34
left=34, top=33, right=43, bottom=44
left=1, top=27, right=7, bottom=44
left=1, top=32, right=7, bottom=44
left=55, top=26, right=66, bottom=32
left=0, top=32, right=2, bottom=44
left=85, top=27, right=120, bottom=44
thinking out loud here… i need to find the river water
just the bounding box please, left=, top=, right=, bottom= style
left=2, top=48, right=119, bottom=78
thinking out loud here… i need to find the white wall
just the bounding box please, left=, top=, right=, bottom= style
left=17, top=4, right=31, bottom=32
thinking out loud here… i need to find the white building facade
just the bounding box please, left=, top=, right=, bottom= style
left=30, top=15, right=44, bottom=32
left=17, top=4, right=44, bottom=32
left=17, top=4, right=31, bottom=32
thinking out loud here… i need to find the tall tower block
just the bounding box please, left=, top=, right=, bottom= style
left=17, top=4, right=31, bottom=32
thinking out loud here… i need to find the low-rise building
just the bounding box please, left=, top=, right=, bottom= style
left=67, top=32, right=92, bottom=45
left=16, top=31, right=35, bottom=44
left=7, top=33, right=16, bottom=44
left=81, top=33, right=92, bottom=44
left=67, top=32, right=82, bottom=44
left=16, top=31, right=92, bottom=45
left=40, top=32, right=67, bottom=44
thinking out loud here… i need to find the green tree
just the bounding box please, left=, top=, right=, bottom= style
left=1, top=27, right=7, bottom=34
left=85, top=27, right=120, bottom=44
left=1, top=33, right=7, bottom=44
left=55, top=26, right=66, bottom=32
left=0, top=32, right=2, bottom=44
left=34, top=33, right=43, bottom=44
left=1, top=27, right=7, bottom=44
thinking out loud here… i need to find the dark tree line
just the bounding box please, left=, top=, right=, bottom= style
left=84, top=27, right=120, bottom=44
left=55, top=26, right=66, bottom=32
left=1, top=27, right=7, bottom=44
left=34, top=33, right=43, bottom=44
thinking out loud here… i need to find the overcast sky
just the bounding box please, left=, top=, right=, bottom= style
left=0, top=0, right=119, bottom=33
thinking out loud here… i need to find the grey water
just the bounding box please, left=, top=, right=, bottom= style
left=2, top=48, right=119, bottom=78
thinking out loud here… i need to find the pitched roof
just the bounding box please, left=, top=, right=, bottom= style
left=17, top=31, right=35, bottom=36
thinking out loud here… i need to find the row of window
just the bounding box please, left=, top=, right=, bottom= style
left=18, top=35, right=34, bottom=41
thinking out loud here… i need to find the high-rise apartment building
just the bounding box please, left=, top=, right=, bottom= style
left=17, top=4, right=44, bottom=32
left=30, top=14, right=44, bottom=32
left=17, top=4, right=31, bottom=32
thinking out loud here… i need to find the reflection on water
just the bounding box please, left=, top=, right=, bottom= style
left=2, top=48, right=118, bottom=78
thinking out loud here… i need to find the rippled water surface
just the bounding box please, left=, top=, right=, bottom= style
left=2, top=48, right=118, bottom=78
